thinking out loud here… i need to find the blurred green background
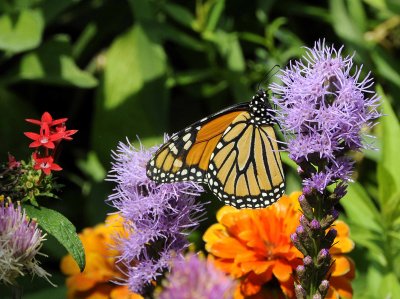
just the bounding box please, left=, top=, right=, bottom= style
left=1, top=0, right=400, bottom=298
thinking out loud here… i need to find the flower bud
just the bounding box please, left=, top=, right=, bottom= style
left=318, top=280, right=330, bottom=298
left=295, top=284, right=307, bottom=299
left=303, top=255, right=313, bottom=267
left=291, top=233, right=308, bottom=256
left=300, top=215, right=310, bottom=228
left=317, top=249, right=331, bottom=267
left=296, top=265, right=306, bottom=279
left=310, top=219, right=321, bottom=230
left=299, top=195, right=314, bottom=219
left=313, top=293, right=322, bottom=299
left=320, top=209, right=339, bottom=229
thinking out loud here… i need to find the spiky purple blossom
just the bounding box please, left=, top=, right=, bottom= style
left=107, top=139, right=206, bottom=293
left=159, top=253, right=236, bottom=299
left=270, top=40, right=380, bottom=298
left=0, top=200, right=50, bottom=285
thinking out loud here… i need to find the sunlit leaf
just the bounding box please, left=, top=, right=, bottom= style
left=7, top=35, right=97, bottom=87
left=341, top=182, right=382, bottom=232
left=377, top=86, right=400, bottom=203
left=0, top=9, right=44, bottom=53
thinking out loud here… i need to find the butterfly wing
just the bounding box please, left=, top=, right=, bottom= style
left=206, top=111, right=285, bottom=208
left=146, top=103, right=249, bottom=183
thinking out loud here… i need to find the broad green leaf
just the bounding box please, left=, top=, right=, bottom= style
left=104, top=25, right=166, bottom=109
left=6, top=35, right=97, bottom=88
left=163, top=3, right=195, bottom=29
left=23, top=204, right=85, bottom=272
left=386, top=0, right=400, bottom=13
left=363, top=0, right=386, bottom=10
left=348, top=0, right=367, bottom=32
left=127, top=0, right=152, bottom=22
left=380, top=272, right=400, bottom=298
left=0, top=9, right=44, bottom=53
left=329, top=0, right=364, bottom=45
left=158, top=25, right=205, bottom=51
left=365, top=264, right=385, bottom=299
left=372, top=49, right=400, bottom=88
left=77, top=151, right=106, bottom=183
left=211, top=30, right=250, bottom=100
left=349, top=225, right=387, bottom=266
left=377, top=85, right=400, bottom=203
left=131, top=135, right=164, bottom=149
left=169, top=69, right=215, bottom=87
left=280, top=151, right=298, bottom=171
left=341, top=182, right=382, bottom=232
left=92, top=24, right=168, bottom=163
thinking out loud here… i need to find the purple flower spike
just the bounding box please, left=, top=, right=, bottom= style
left=271, top=39, right=380, bottom=167
left=107, top=139, right=206, bottom=293
left=159, top=254, right=236, bottom=299
left=0, top=201, right=50, bottom=285
left=270, top=40, right=380, bottom=298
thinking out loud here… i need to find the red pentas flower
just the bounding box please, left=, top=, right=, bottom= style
left=25, top=112, right=77, bottom=176
left=32, top=153, right=62, bottom=175
left=24, top=128, right=64, bottom=149
left=26, top=111, right=67, bottom=127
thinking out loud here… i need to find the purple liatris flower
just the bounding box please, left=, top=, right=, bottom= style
left=107, top=139, right=205, bottom=293
left=159, top=253, right=236, bottom=299
left=270, top=40, right=380, bottom=298
left=0, top=200, right=50, bottom=285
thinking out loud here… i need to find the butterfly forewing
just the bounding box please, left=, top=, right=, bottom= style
left=146, top=106, right=247, bottom=183
left=206, top=111, right=285, bottom=209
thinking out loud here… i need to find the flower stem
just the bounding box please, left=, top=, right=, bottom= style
left=11, top=285, right=23, bottom=299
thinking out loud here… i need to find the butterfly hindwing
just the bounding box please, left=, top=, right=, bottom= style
left=206, top=111, right=285, bottom=208
left=146, top=104, right=248, bottom=183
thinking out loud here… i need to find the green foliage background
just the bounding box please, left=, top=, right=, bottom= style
left=1, top=0, right=399, bottom=298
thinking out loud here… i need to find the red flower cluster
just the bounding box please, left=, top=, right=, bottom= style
left=24, top=112, right=77, bottom=175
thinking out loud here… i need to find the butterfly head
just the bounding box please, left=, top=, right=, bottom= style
left=249, top=89, right=276, bottom=126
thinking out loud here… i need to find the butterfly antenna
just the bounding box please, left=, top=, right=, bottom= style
left=257, top=64, right=281, bottom=91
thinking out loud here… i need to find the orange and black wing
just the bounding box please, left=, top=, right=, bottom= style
left=206, top=111, right=285, bottom=209
left=146, top=103, right=249, bottom=183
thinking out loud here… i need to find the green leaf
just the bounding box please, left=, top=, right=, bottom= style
left=163, top=3, right=195, bottom=29
left=205, top=0, right=225, bottom=32
left=372, top=49, right=400, bottom=89
left=103, top=25, right=167, bottom=109
left=160, top=25, right=205, bottom=51
left=77, top=151, right=106, bottom=183
left=329, top=0, right=364, bottom=45
left=341, top=182, right=382, bottom=233
left=169, top=69, right=215, bottom=87
left=0, top=9, right=44, bottom=53
left=380, top=272, right=400, bottom=298
left=377, top=85, right=400, bottom=202
left=386, top=0, right=400, bottom=13
left=92, top=24, right=168, bottom=163
left=6, top=35, right=97, bottom=88
left=23, top=204, right=85, bottom=272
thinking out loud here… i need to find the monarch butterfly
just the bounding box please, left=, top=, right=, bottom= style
left=146, top=89, right=285, bottom=209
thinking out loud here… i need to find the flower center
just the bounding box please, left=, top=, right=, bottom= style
left=40, top=162, right=50, bottom=169
left=40, top=137, right=49, bottom=144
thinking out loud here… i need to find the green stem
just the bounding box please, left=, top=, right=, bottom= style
left=11, top=285, right=23, bottom=299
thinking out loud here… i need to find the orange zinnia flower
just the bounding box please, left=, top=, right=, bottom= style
left=60, top=214, right=142, bottom=299
left=203, top=192, right=355, bottom=299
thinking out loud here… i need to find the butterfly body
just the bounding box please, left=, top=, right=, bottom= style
left=147, top=89, right=285, bottom=209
